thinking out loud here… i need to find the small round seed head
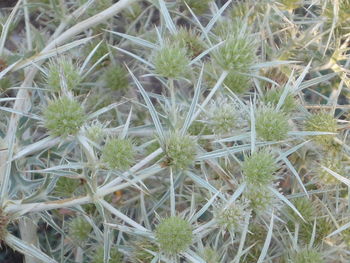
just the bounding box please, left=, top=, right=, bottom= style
left=255, top=106, right=290, bottom=141
left=244, top=185, right=274, bottom=213
left=54, top=177, right=80, bottom=197
left=155, top=216, right=193, bottom=255
left=85, top=121, right=106, bottom=144
left=263, top=88, right=296, bottom=113
left=43, top=96, right=86, bottom=137
left=0, top=209, right=9, bottom=242
left=208, top=99, right=237, bottom=135
left=172, top=27, right=205, bottom=58
left=215, top=200, right=250, bottom=230
left=102, top=65, right=129, bottom=91
left=154, top=41, right=190, bottom=79
left=68, top=216, right=92, bottom=245
left=292, top=248, right=324, bottom=263
left=46, top=58, right=81, bottom=92
left=101, top=138, right=135, bottom=170
left=305, top=112, right=337, bottom=147
left=164, top=132, right=197, bottom=170
left=224, top=72, right=251, bottom=94
left=91, top=246, right=122, bottom=263
left=318, top=157, right=345, bottom=186
left=215, top=34, right=256, bottom=72
left=242, top=149, right=278, bottom=186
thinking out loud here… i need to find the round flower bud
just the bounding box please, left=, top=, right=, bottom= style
left=292, top=248, right=324, bottom=263
left=85, top=121, right=106, bottom=144
left=305, top=112, right=337, bottom=147
left=43, top=96, right=86, bottom=137
left=215, top=34, right=256, bottom=72
left=224, top=71, right=251, bottom=94
left=155, top=216, right=193, bottom=254
left=102, top=65, right=129, bottom=92
left=262, top=88, right=296, bottom=113
left=244, top=185, right=274, bottom=213
left=255, top=106, right=290, bottom=141
left=164, top=132, right=197, bottom=170
left=91, top=246, right=122, bottom=263
left=68, top=216, right=92, bottom=245
left=46, top=58, right=81, bottom=92
left=101, top=138, right=135, bottom=170
left=172, top=27, right=205, bottom=58
left=242, top=150, right=278, bottom=186
left=207, top=99, right=238, bottom=135
left=215, top=200, right=250, bottom=230
left=154, top=42, right=190, bottom=79
left=54, top=177, right=80, bottom=197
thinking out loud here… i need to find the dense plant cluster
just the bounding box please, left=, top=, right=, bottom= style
left=0, top=0, right=349, bottom=262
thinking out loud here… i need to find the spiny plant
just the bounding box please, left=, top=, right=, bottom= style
left=0, top=0, right=349, bottom=262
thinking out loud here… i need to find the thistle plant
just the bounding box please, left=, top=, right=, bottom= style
left=43, top=96, right=86, bottom=137
left=153, top=41, right=190, bottom=79
left=0, top=0, right=349, bottom=262
left=155, top=216, right=193, bottom=255
left=255, top=106, right=290, bottom=141
left=46, top=58, right=81, bottom=92
left=101, top=138, right=135, bottom=170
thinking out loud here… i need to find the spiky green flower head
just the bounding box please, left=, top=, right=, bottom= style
left=224, top=72, right=252, bottom=94
left=291, top=248, right=324, bottom=263
left=214, top=32, right=256, bottom=73
left=102, top=64, right=129, bottom=92
left=68, top=216, right=92, bottom=245
left=0, top=209, right=9, bottom=242
left=46, top=58, right=81, bottom=92
left=207, top=99, right=238, bottom=135
left=164, top=132, right=197, bottom=170
left=54, top=177, right=81, bottom=197
left=255, top=105, right=290, bottom=141
left=277, top=0, right=302, bottom=11
left=85, top=121, right=106, bottom=144
left=244, top=184, right=275, bottom=213
left=318, top=156, right=345, bottom=186
left=91, top=246, right=122, bottom=263
left=171, top=27, right=205, bottom=58
left=43, top=96, right=86, bottom=137
left=202, top=247, right=220, bottom=263
left=213, top=18, right=246, bottom=41
left=242, top=149, right=278, bottom=186
left=179, top=0, right=211, bottom=14
left=155, top=216, right=193, bottom=255
left=215, top=200, right=250, bottom=230
left=101, top=138, right=135, bottom=170
left=304, top=112, right=337, bottom=147
left=262, top=88, right=296, bottom=113
left=153, top=41, right=190, bottom=79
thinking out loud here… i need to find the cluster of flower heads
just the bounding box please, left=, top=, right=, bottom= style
left=2, top=0, right=349, bottom=262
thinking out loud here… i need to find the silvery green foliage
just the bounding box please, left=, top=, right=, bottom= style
left=0, top=0, right=349, bottom=262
